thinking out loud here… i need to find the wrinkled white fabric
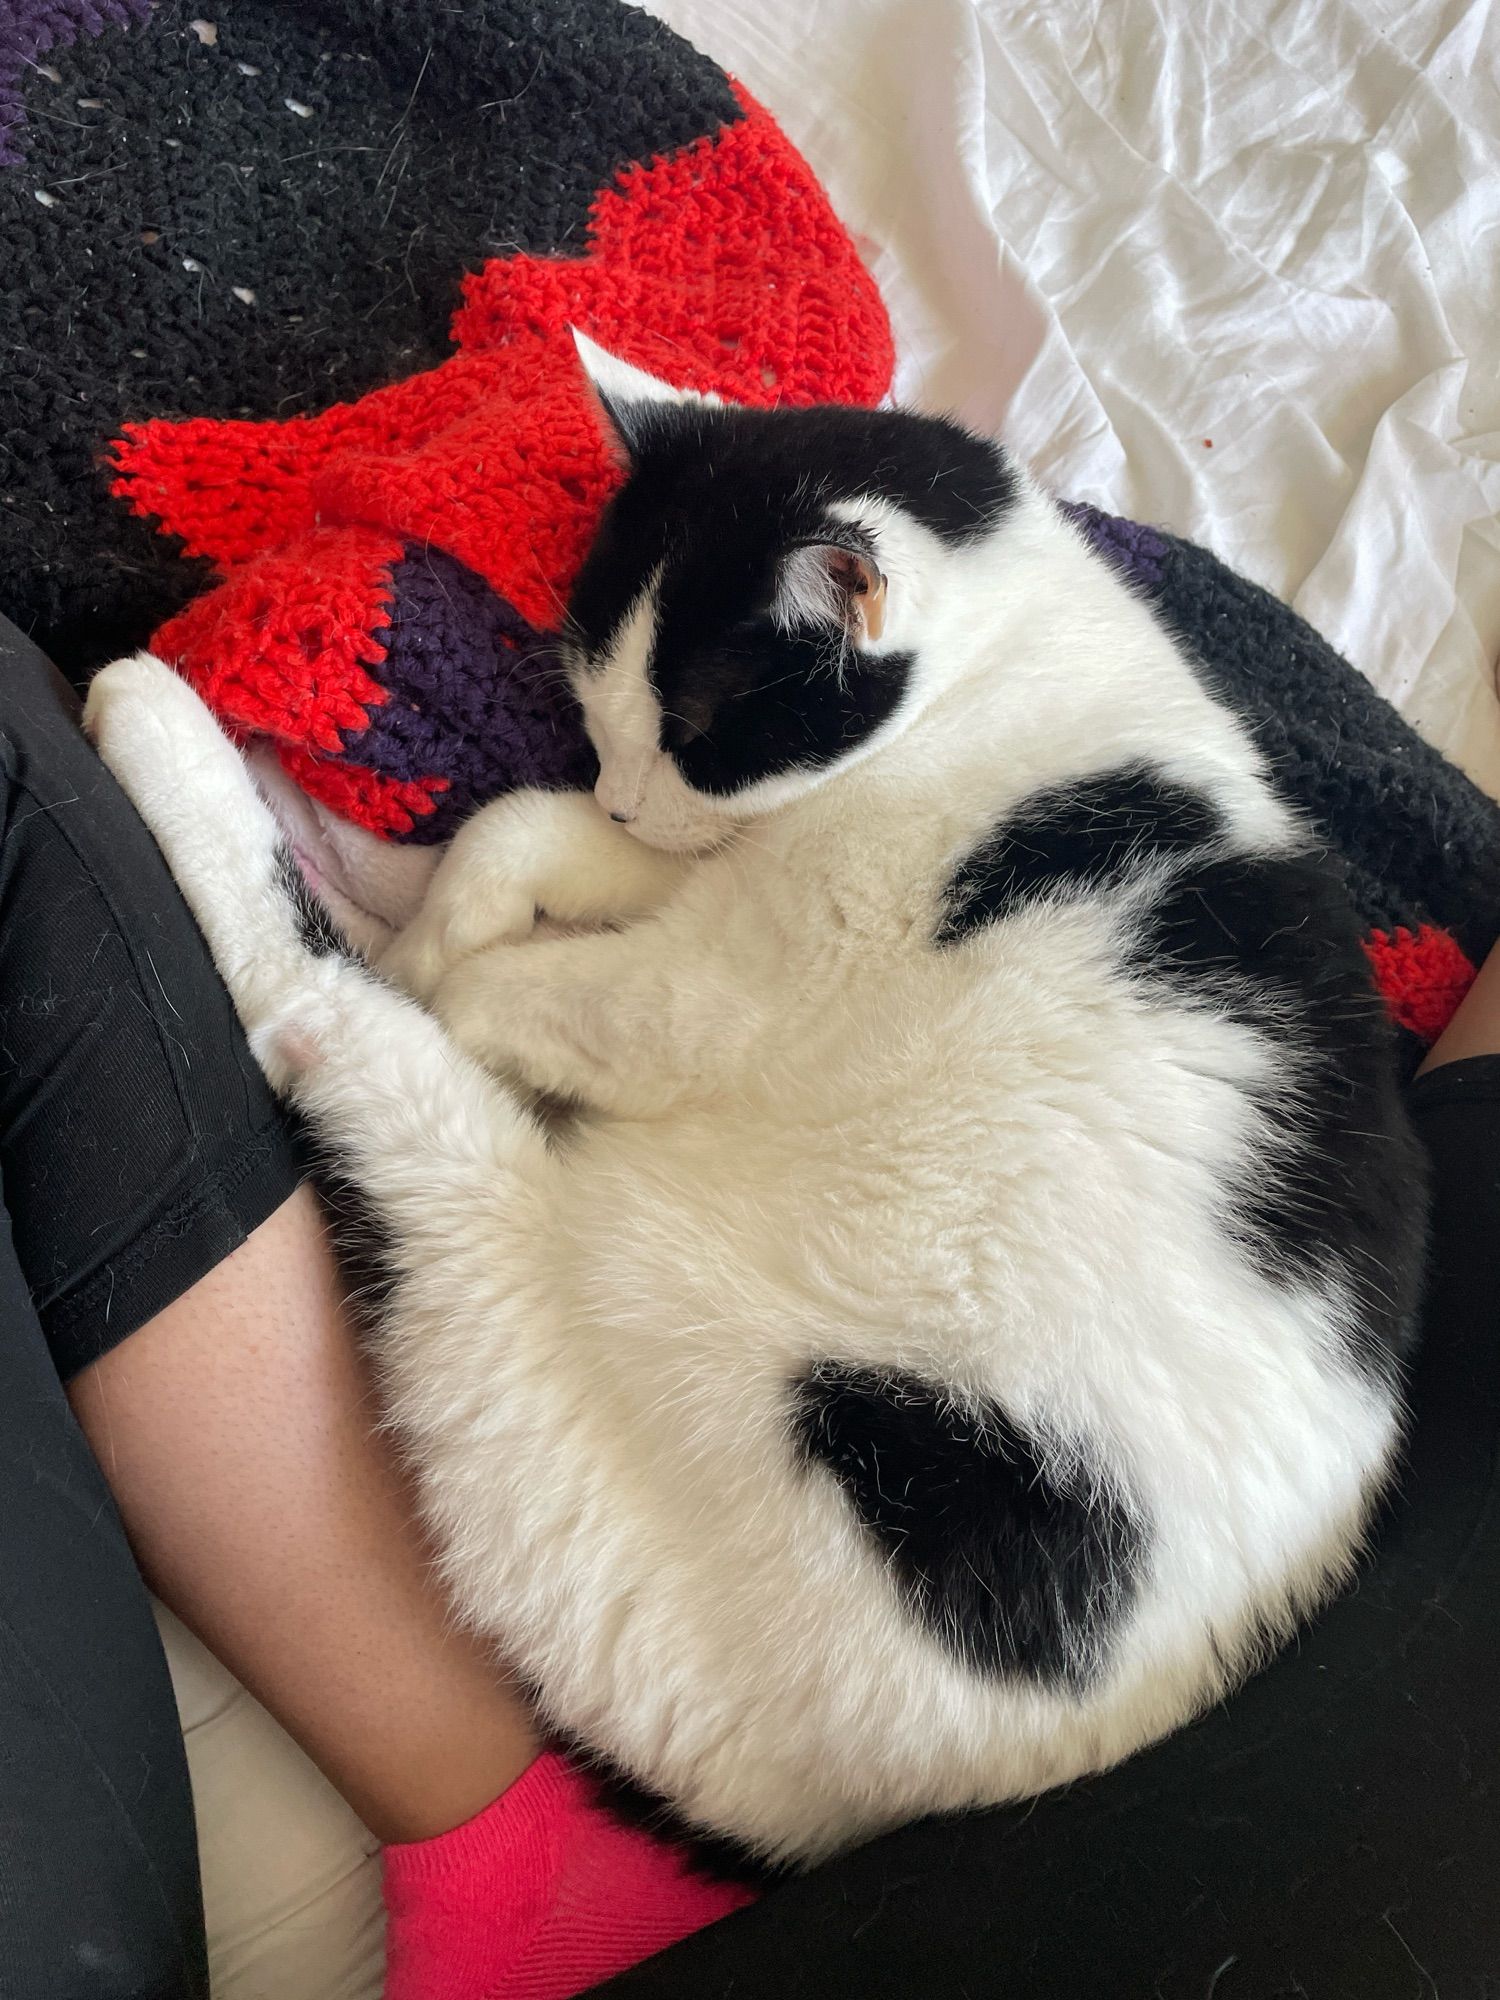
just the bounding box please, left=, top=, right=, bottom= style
left=645, top=0, right=1500, bottom=799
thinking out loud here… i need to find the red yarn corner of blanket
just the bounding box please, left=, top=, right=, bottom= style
left=1364, top=923, right=1478, bottom=1044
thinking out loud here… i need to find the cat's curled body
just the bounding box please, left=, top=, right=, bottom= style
left=86, top=337, right=1425, bottom=1865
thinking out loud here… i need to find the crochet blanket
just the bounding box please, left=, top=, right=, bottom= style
left=4, top=0, right=1500, bottom=1062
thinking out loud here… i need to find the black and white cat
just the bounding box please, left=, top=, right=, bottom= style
left=86, top=333, right=1426, bottom=1865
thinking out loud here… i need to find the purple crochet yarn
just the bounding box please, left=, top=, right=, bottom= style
left=343, top=546, right=596, bottom=845
left=1, top=0, right=147, bottom=169
left=1060, top=501, right=1169, bottom=590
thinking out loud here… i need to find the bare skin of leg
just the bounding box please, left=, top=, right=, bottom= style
left=1417, top=940, right=1500, bottom=1073
left=66, top=1183, right=539, bottom=1844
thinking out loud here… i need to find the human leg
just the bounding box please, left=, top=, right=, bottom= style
left=82, top=649, right=756, bottom=1997
left=0, top=611, right=531, bottom=1989
left=66, top=1184, right=540, bottom=1844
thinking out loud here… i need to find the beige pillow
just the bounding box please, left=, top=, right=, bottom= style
left=156, top=1605, right=384, bottom=2000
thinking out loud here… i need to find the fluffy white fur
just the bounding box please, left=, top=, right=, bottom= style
left=86, top=406, right=1398, bottom=1865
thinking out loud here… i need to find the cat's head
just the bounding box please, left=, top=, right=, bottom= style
left=564, top=332, right=1019, bottom=852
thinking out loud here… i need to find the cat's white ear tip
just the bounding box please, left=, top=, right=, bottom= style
left=568, top=326, right=658, bottom=405
left=568, top=325, right=611, bottom=378
left=567, top=327, right=706, bottom=416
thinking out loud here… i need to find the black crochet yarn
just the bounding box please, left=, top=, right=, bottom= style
left=1151, top=532, right=1500, bottom=966
left=1, top=0, right=737, bottom=671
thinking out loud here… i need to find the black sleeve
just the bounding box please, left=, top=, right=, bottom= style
left=0, top=614, right=302, bottom=1378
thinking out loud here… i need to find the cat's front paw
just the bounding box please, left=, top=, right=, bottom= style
left=429, top=947, right=524, bottom=1076
left=378, top=879, right=538, bottom=1004
left=86, top=653, right=275, bottom=905
left=84, top=652, right=217, bottom=834
left=379, top=789, right=686, bottom=1009
left=85, top=653, right=295, bottom=1016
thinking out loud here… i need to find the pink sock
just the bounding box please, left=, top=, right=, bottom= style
left=381, top=1753, right=757, bottom=2000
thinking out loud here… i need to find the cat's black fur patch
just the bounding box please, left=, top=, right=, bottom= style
left=311, top=1164, right=402, bottom=1335
left=1127, top=845, right=1428, bottom=1376
left=556, top=1736, right=783, bottom=1887
left=274, top=843, right=351, bottom=959
left=791, top=1363, right=1143, bottom=1688
left=669, top=642, right=916, bottom=797
left=936, top=765, right=1222, bottom=942
left=934, top=763, right=1425, bottom=1381
left=567, top=405, right=1017, bottom=796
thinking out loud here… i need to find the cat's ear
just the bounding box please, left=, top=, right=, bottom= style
left=570, top=328, right=713, bottom=460
left=774, top=541, right=889, bottom=646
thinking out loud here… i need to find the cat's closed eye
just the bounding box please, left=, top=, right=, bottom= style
left=660, top=640, right=769, bottom=749
left=662, top=695, right=713, bottom=747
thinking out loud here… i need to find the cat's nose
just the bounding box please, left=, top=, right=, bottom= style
left=594, top=767, right=644, bottom=823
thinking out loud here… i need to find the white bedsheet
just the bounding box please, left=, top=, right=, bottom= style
left=645, top=0, right=1500, bottom=800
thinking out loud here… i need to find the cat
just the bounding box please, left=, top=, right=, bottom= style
left=85, top=331, right=1426, bottom=1866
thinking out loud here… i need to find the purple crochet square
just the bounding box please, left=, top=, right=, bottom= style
left=342, top=546, right=596, bottom=844
left=1060, top=501, right=1168, bottom=591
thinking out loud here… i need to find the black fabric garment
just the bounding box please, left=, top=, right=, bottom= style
left=0, top=1215, right=207, bottom=2000
left=605, top=1056, right=1500, bottom=1998
left=0, top=613, right=302, bottom=1997
left=0, top=617, right=298, bottom=1381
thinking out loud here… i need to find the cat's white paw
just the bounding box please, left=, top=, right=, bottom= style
left=377, top=790, right=587, bottom=1005
left=84, top=653, right=223, bottom=840
left=428, top=947, right=523, bottom=1075
left=378, top=876, right=537, bottom=1005
left=85, top=653, right=298, bottom=1020
left=380, top=789, right=684, bottom=1007
left=86, top=653, right=266, bottom=863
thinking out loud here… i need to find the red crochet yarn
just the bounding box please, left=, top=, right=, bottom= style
left=113, top=86, right=894, bottom=841
left=150, top=525, right=452, bottom=836
left=1363, top=923, right=1478, bottom=1044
